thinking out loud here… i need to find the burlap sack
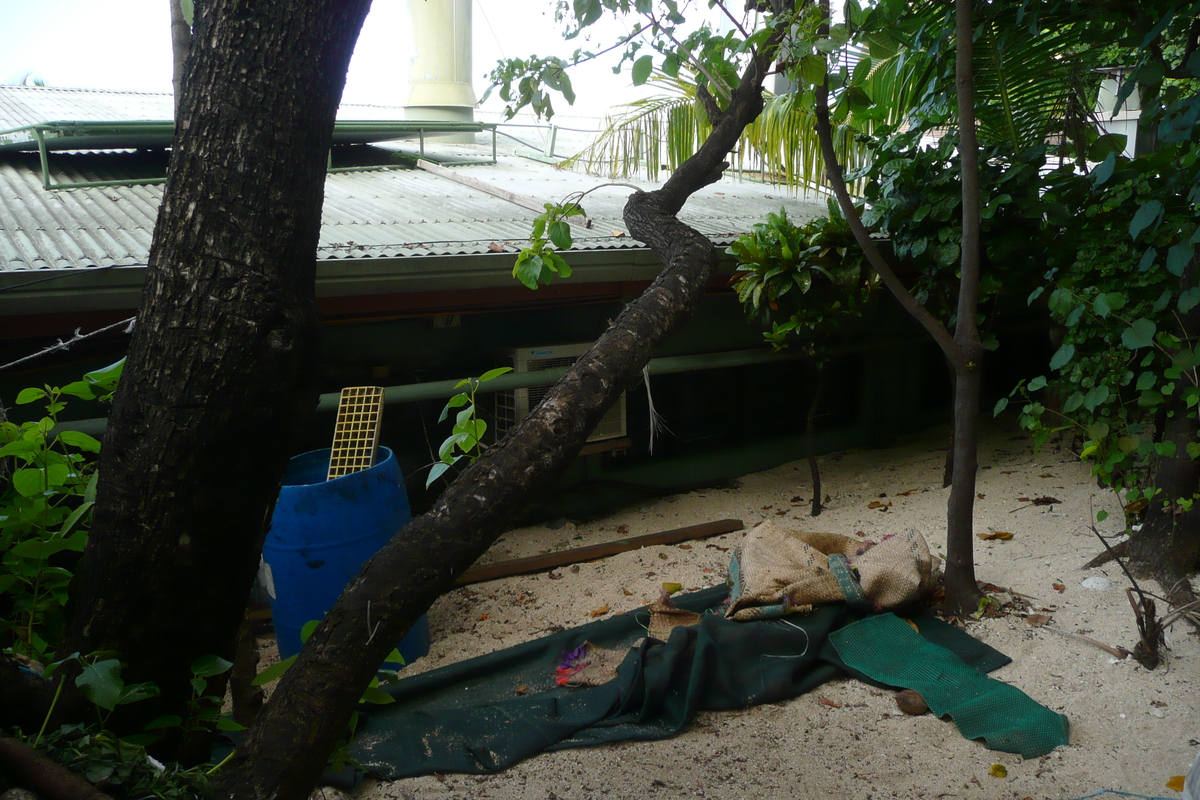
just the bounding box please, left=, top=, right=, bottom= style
left=725, top=519, right=939, bottom=621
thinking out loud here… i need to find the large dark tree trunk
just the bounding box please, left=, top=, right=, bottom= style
left=214, top=38, right=784, bottom=800
left=62, top=0, right=373, bottom=763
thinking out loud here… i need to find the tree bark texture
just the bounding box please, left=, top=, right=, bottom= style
left=215, top=42, right=782, bottom=800
left=63, top=0, right=372, bottom=762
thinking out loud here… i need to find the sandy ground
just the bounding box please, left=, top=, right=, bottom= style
left=308, top=418, right=1198, bottom=800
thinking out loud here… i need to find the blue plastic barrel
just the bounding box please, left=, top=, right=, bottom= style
left=262, top=446, right=430, bottom=666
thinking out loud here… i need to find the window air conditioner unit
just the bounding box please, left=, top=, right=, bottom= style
left=495, top=343, right=627, bottom=444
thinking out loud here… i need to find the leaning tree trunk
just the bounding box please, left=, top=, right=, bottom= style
left=168, top=0, right=191, bottom=119
left=63, top=0, right=373, bottom=764
left=214, top=37, right=785, bottom=800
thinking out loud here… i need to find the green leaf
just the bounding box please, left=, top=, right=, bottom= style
left=1180, top=288, right=1200, bottom=314
left=191, top=654, right=234, bottom=678
left=56, top=430, right=102, bottom=453
left=1026, top=376, right=1047, bottom=392
left=1091, top=151, right=1116, bottom=186
left=631, top=55, right=653, bottom=86
left=1138, top=246, right=1157, bottom=272
left=76, top=659, right=125, bottom=711
left=57, top=381, right=95, bottom=400
left=1155, top=440, right=1177, bottom=458
left=1096, top=509, right=1109, bottom=522
left=300, top=620, right=320, bottom=643
left=425, top=461, right=453, bottom=488
left=1121, top=318, right=1157, bottom=350
left=548, top=220, right=573, bottom=250
left=250, top=655, right=296, bottom=686
left=478, top=367, right=512, bottom=383
left=361, top=686, right=396, bottom=705
left=513, top=252, right=544, bottom=290
left=216, top=715, right=248, bottom=732
left=1129, top=200, right=1164, bottom=241
left=1166, top=241, right=1194, bottom=277
left=993, top=397, right=1009, bottom=416
left=1187, top=442, right=1200, bottom=460
left=1049, top=343, right=1075, bottom=370
left=1083, top=385, right=1111, bottom=412
left=145, top=715, right=183, bottom=730
left=119, top=681, right=160, bottom=706
left=15, top=388, right=46, bottom=404
left=13, top=469, right=46, bottom=497
left=1136, top=372, right=1157, bottom=391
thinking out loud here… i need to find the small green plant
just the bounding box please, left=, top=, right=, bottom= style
left=426, top=367, right=513, bottom=487
left=142, top=655, right=246, bottom=743
left=512, top=200, right=585, bottom=290
left=1, top=360, right=122, bottom=659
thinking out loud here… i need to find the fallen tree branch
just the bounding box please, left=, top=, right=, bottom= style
left=0, top=736, right=114, bottom=800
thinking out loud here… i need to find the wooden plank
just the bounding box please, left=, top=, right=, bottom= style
left=456, top=518, right=744, bottom=586
left=415, top=158, right=594, bottom=229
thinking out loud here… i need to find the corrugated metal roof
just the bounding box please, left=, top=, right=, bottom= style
left=0, top=86, right=826, bottom=280
left=2, top=149, right=824, bottom=273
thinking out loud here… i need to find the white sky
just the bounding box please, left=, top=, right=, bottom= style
left=0, top=0, right=682, bottom=122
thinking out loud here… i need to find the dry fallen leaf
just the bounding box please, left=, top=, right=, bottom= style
left=622, top=588, right=634, bottom=596
left=1040, top=473, right=1056, bottom=478
left=1026, top=613, right=1052, bottom=627
left=548, top=571, right=562, bottom=580
left=1052, top=582, right=1066, bottom=593
left=895, top=488, right=917, bottom=496
left=902, top=618, right=920, bottom=633
left=977, top=492, right=986, bottom=499
left=1125, top=497, right=1149, bottom=514
left=611, top=230, right=626, bottom=237
left=705, top=544, right=729, bottom=552
left=1031, top=496, right=1062, bottom=505
left=818, top=697, right=841, bottom=708
left=762, top=504, right=774, bottom=510
left=616, top=524, right=629, bottom=534
left=477, top=614, right=489, bottom=621
left=589, top=604, right=610, bottom=617
left=662, top=582, right=683, bottom=594
left=1001, top=470, right=1017, bottom=474
left=1166, top=776, right=1186, bottom=792
left=790, top=495, right=804, bottom=503
left=990, top=764, right=1008, bottom=778
left=867, top=500, right=892, bottom=510
left=677, top=544, right=692, bottom=550
left=978, top=531, right=1014, bottom=541
left=515, top=684, right=528, bottom=694
left=486, top=242, right=505, bottom=253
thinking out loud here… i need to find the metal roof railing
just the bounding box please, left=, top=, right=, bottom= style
left=0, top=119, right=499, bottom=190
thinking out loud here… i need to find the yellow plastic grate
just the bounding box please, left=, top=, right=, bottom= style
left=327, top=386, right=385, bottom=480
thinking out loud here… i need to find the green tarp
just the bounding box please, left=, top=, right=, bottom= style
left=351, top=585, right=1064, bottom=779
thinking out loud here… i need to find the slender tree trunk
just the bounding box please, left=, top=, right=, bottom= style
left=62, top=0, right=373, bottom=763
left=169, top=0, right=191, bottom=119
left=943, top=0, right=986, bottom=612
left=811, top=0, right=982, bottom=613
left=807, top=365, right=827, bottom=516
left=214, top=38, right=785, bottom=800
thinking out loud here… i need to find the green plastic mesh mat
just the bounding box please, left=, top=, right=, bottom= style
left=350, top=586, right=1024, bottom=778
left=830, top=612, right=1070, bottom=758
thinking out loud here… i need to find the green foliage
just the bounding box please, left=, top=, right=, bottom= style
left=1001, top=135, right=1200, bottom=518
left=427, top=367, right=513, bottom=488
left=513, top=200, right=586, bottom=290
left=728, top=202, right=871, bottom=358
left=1, top=361, right=121, bottom=659
left=5, top=723, right=214, bottom=799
